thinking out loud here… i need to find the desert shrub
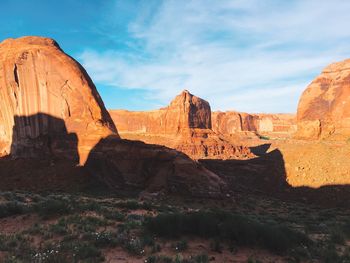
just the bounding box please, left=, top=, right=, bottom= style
left=74, top=243, right=104, bottom=261
left=173, top=239, right=188, bottom=252
left=193, top=254, right=209, bottom=263
left=145, top=255, right=173, bottom=263
left=0, top=202, right=27, bottom=218
left=321, top=245, right=341, bottom=263
left=83, top=232, right=117, bottom=248
left=259, top=135, right=270, bottom=140
left=210, top=239, right=222, bottom=253
left=65, top=215, right=107, bottom=232
left=34, top=198, right=72, bottom=218
left=341, top=220, right=350, bottom=238
left=247, top=257, right=263, bottom=263
left=123, top=237, right=144, bottom=255
left=49, top=219, right=69, bottom=235
left=116, top=200, right=153, bottom=210
left=0, top=234, right=33, bottom=262
left=102, top=210, right=125, bottom=221
left=329, top=227, right=346, bottom=245
left=78, top=201, right=103, bottom=213
left=145, top=211, right=311, bottom=253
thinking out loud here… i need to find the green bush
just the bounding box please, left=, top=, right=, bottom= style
left=0, top=202, right=27, bottom=218
left=145, top=211, right=311, bottom=253
left=34, top=198, right=71, bottom=218
left=173, top=239, right=188, bottom=252
left=329, top=227, right=346, bottom=245
left=103, top=210, right=125, bottom=221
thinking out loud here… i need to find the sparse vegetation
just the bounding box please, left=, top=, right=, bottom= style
left=144, top=211, right=311, bottom=253
left=0, top=191, right=347, bottom=262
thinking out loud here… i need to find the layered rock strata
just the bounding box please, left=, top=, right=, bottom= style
left=110, top=90, right=252, bottom=159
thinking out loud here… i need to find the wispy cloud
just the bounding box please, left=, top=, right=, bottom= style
left=78, top=0, right=350, bottom=113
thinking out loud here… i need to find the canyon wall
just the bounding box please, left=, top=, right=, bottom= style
left=110, top=90, right=251, bottom=159
left=212, top=111, right=296, bottom=139
left=296, top=58, right=350, bottom=140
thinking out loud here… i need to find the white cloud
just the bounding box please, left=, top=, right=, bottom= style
left=78, top=0, right=350, bottom=113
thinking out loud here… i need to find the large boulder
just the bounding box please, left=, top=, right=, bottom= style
left=0, top=36, right=116, bottom=163
left=296, top=58, right=350, bottom=140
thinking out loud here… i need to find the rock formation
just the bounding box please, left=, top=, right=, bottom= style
left=212, top=111, right=296, bottom=139
left=296, top=58, right=350, bottom=140
left=0, top=36, right=224, bottom=196
left=111, top=90, right=211, bottom=135
left=85, top=136, right=225, bottom=196
left=0, top=36, right=116, bottom=163
left=110, top=90, right=252, bottom=159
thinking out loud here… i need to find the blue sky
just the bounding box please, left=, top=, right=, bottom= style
left=1, top=0, right=350, bottom=113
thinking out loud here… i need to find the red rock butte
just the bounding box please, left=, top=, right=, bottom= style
left=110, top=90, right=252, bottom=159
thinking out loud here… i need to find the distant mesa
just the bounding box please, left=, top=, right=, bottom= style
left=110, top=90, right=252, bottom=159
left=296, top=58, right=350, bottom=140
left=212, top=111, right=297, bottom=139
left=110, top=90, right=297, bottom=159
left=0, top=36, right=224, bottom=196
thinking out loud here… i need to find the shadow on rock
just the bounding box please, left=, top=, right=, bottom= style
left=0, top=113, right=104, bottom=192
left=85, top=135, right=225, bottom=197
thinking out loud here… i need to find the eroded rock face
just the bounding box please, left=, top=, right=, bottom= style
left=211, top=111, right=296, bottom=139
left=110, top=90, right=252, bottom=159
left=0, top=36, right=117, bottom=163
left=110, top=90, right=211, bottom=135
left=296, top=58, right=350, bottom=140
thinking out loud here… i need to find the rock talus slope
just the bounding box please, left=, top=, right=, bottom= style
left=296, top=58, right=350, bottom=140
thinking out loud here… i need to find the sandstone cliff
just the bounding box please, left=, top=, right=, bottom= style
left=0, top=36, right=116, bottom=163
left=110, top=90, right=251, bottom=159
left=212, top=111, right=296, bottom=139
left=296, top=58, right=350, bottom=140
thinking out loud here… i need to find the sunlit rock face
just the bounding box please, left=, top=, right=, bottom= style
left=0, top=36, right=117, bottom=162
left=296, top=58, right=350, bottom=140
left=111, top=90, right=211, bottom=135
left=110, top=90, right=252, bottom=159
left=211, top=111, right=296, bottom=139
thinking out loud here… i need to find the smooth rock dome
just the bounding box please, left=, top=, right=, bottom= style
left=0, top=36, right=117, bottom=163
left=296, top=58, right=350, bottom=139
